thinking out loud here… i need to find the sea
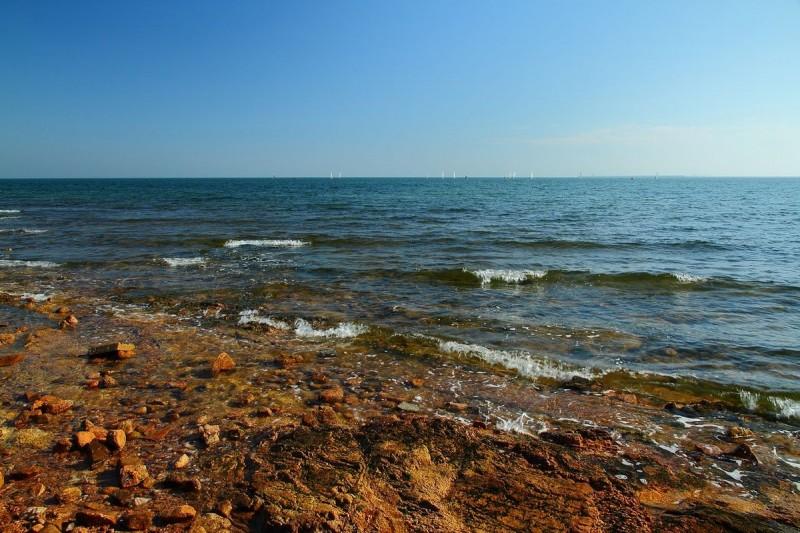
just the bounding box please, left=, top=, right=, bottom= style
left=2, top=177, right=799, bottom=420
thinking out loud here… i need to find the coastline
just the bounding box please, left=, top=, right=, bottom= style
left=1, top=287, right=799, bottom=531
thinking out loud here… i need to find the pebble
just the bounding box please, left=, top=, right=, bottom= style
left=160, top=504, right=197, bottom=524
left=319, top=387, right=344, bottom=404
left=107, top=429, right=126, bottom=450
left=398, top=402, right=421, bottom=412
left=211, top=351, right=236, bottom=375
left=119, top=464, right=149, bottom=488
left=59, top=486, right=82, bottom=503
left=88, top=342, right=136, bottom=359
left=174, top=453, right=191, bottom=469
left=199, top=423, right=220, bottom=446
left=74, top=431, right=95, bottom=448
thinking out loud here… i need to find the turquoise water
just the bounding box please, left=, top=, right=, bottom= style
left=1, top=178, right=799, bottom=399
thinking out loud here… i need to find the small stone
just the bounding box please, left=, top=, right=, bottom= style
left=86, top=440, right=111, bottom=465
left=211, top=352, right=235, bottom=375
left=31, top=395, right=73, bottom=414
left=217, top=500, right=233, bottom=518
left=122, top=510, right=153, bottom=530
left=0, top=469, right=3, bottom=488
left=398, top=401, right=421, bottom=412
left=319, top=387, right=344, bottom=404
left=119, top=419, right=135, bottom=434
left=107, top=429, right=126, bottom=450
left=60, top=315, right=79, bottom=329
left=75, top=509, right=119, bottom=527
left=664, top=347, right=679, bottom=357
left=88, top=342, right=136, bottom=359
left=727, top=426, right=755, bottom=439
left=134, top=406, right=148, bottom=415
left=199, top=424, right=220, bottom=446
left=198, top=512, right=232, bottom=530
left=161, top=504, right=197, bottom=524
left=100, top=374, right=118, bottom=388
left=120, top=464, right=149, bottom=488
left=16, top=428, right=53, bottom=450
left=408, top=377, right=425, bottom=388
left=75, top=431, right=95, bottom=448
left=174, top=454, right=191, bottom=469
left=694, top=442, right=723, bottom=457
left=446, top=402, right=469, bottom=412
left=0, top=332, right=16, bottom=345
left=59, top=486, right=82, bottom=503
left=164, top=473, right=201, bottom=492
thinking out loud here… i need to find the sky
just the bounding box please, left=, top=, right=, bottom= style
left=1, top=0, right=798, bottom=178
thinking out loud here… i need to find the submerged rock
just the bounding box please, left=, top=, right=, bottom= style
left=88, top=342, right=136, bottom=359
left=211, top=351, right=235, bottom=375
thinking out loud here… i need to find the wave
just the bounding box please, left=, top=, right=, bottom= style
left=237, top=310, right=290, bottom=329
left=0, top=209, right=20, bottom=213
left=161, top=257, right=206, bottom=267
left=470, top=269, right=547, bottom=286
left=738, top=389, right=800, bottom=420
left=224, top=239, right=308, bottom=248
left=438, top=340, right=599, bottom=381
left=294, top=318, right=367, bottom=338
left=0, top=259, right=59, bottom=268
left=0, top=228, right=48, bottom=235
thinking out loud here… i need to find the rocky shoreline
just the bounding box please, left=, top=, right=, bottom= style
left=1, top=289, right=799, bottom=532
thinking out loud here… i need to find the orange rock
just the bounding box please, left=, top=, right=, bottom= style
left=319, top=387, right=344, bottom=404
left=173, top=454, right=191, bottom=469
left=120, top=464, right=149, bottom=488
left=161, top=504, right=197, bottom=524
left=75, top=431, right=95, bottom=448
left=0, top=332, right=15, bottom=345
left=0, top=353, right=24, bottom=367
left=107, top=429, right=126, bottom=450
left=211, top=352, right=235, bottom=375
left=31, top=394, right=73, bottom=414
left=88, top=342, right=136, bottom=359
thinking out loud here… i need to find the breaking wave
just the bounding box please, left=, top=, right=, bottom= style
left=224, top=239, right=308, bottom=248
left=438, top=340, right=599, bottom=381
left=0, top=228, right=48, bottom=235
left=469, top=269, right=547, bottom=285
left=237, top=310, right=290, bottom=329
left=0, top=259, right=59, bottom=268
left=0, top=209, right=20, bottom=213
left=294, top=318, right=367, bottom=338
left=161, top=257, right=206, bottom=267
left=738, top=389, right=800, bottom=420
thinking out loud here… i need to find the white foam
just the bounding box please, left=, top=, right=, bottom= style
left=294, top=318, right=367, bottom=338
left=224, top=239, right=308, bottom=248
left=438, top=340, right=597, bottom=381
left=0, top=260, right=59, bottom=268
left=674, top=273, right=707, bottom=283
left=0, top=209, right=20, bottom=213
left=237, top=310, right=290, bottom=329
left=495, top=412, right=545, bottom=435
left=0, top=228, right=47, bottom=234
left=468, top=268, right=547, bottom=286
left=739, top=389, right=759, bottom=411
left=770, top=397, right=800, bottom=419
left=161, top=257, right=206, bottom=267
left=20, top=292, right=50, bottom=302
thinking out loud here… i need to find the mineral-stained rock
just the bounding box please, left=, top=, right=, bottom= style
left=0, top=353, right=23, bottom=367
left=120, top=464, right=149, bottom=488
left=211, top=351, right=235, bottom=375
left=59, top=315, right=79, bottom=329
left=160, top=504, right=197, bottom=524
left=87, top=342, right=136, bottom=359
left=694, top=442, right=723, bottom=457
left=319, top=387, right=344, bottom=404
left=727, top=426, right=755, bottom=440
left=446, top=402, right=468, bottom=412
left=0, top=332, right=15, bottom=345
left=0, top=470, right=4, bottom=488
left=197, top=512, right=232, bottom=531
left=107, top=429, right=126, bottom=450
left=16, top=428, right=53, bottom=449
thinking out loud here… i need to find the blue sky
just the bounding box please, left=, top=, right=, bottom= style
left=1, top=0, right=798, bottom=177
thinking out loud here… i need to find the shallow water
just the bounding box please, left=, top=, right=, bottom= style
left=1, top=177, right=799, bottom=415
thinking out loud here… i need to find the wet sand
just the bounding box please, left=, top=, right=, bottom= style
left=1, top=286, right=799, bottom=532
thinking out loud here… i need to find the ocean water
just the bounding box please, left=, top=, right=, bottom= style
left=2, top=178, right=799, bottom=410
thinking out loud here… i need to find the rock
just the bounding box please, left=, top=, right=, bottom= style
left=197, top=512, right=232, bottom=531
left=122, top=510, right=153, bottom=530
left=107, top=429, right=126, bottom=450
left=59, top=486, right=82, bottom=503
left=174, top=454, right=191, bottom=469
left=199, top=424, right=220, bottom=446
left=100, top=374, right=118, bottom=388
left=30, top=394, right=73, bottom=414
left=87, top=342, right=136, bottom=359
left=54, top=306, right=71, bottom=314
left=16, top=428, right=53, bottom=449
left=276, top=353, right=303, bottom=368
left=120, top=419, right=136, bottom=434
left=120, top=464, right=149, bottom=488
left=75, top=509, right=119, bottom=527
left=211, top=351, right=235, bottom=375
left=0, top=353, right=24, bottom=367
left=217, top=500, right=233, bottom=518
left=0, top=469, right=3, bottom=488
left=164, top=473, right=202, bottom=492
left=727, top=426, right=755, bottom=439
left=694, top=442, right=723, bottom=457
left=74, top=431, right=95, bottom=448
left=398, top=402, right=421, bottom=412
left=446, top=402, right=468, bottom=412
left=59, top=315, right=79, bottom=329
left=317, top=348, right=336, bottom=358
left=161, top=504, right=197, bottom=524
left=408, top=377, right=425, bottom=388
left=319, top=387, right=344, bottom=404
left=0, top=332, right=15, bottom=345
left=86, top=440, right=111, bottom=465
left=727, top=443, right=760, bottom=464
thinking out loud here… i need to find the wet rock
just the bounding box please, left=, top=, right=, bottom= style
left=122, top=510, right=153, bottom=530
left=54, top=306, right=71, bottom=314
left=197, top=512, right=232, bottom=531
left=75, top=508, right=118, bottom=527
left=120, top=464, right=149, bottom=488
left=174, top=453, right=191, bottom=469
left=30, top=395, right=73, bottom=414
left=0, top=353, right=24, bottom=367
left=276, top=353, right=304, bottom=368
left=88, top=342, right=136, bottom=360
left=86, top=440, right=111, bottom=465
left=199, top=423, right=220, bottom=446
left=211, top=351, right=235, bottom=375
left=160, top=504, right=197, bottom=524
left=664, top=347, right=679, bottom=357
left=319, top=387, right=344, bottom=404
left=16, top=428, right=53, bottom=450
left=0, top=332, right=15, bottom=345
left=217, top=500, right=233, bottom=518
left=407, top=377, right=425, bottom=388
left=164, top=473, right=202, bottom=492
left=397, top=401, right=421, bottom=412
left=58, top=486, right=82, bottom=503
left=100, top=374, right=118, bottom=388
left=727, top=443, right=760, bottom=464
left=74, top=431, right=95, bottom=448
left=727, top=426, right=755, bottom=440
left=59, top=315, right=79, bottom=329
left=561, top=376, right=599, bottom=392
left=107, top=429, right=126, bottom=450
left=694, top=442, right=723, bottom=457
left=446, top=402, right=468, bottom=412
left=605, top=390, right=639, bottom=405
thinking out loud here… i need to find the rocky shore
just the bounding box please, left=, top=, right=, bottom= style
left=1, top=289, right=799, bottom=532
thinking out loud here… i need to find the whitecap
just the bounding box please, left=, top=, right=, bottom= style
left=438, top=340, right=598, bottom=381
left=0, top=259, right=59, bottom=268
left=294, top=318, right=367, bottom=338
left=739, top=389, right=760, bottom=411
left=769, top=397, right=800, bottom=419
left=20, top=292, right=50, bottom=302
left=0, top=209, right=20, bottom=213
left=238, top=310, right=290, bottom=329
left=224, top=239, right=308, bottom=248
left=0, top=228, right=47, bottom=235
left=161, top=257, right=206, bottom=267
left=738, top=389, right=800, bottom=419
left=674, top=272, right=707, bottom=283
left=468, top=268, right=547, bottom=286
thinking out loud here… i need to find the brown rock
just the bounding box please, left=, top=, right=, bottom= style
left=164, top=473, right=202, bottom=492
left=100, top=374, right=118, bottom=388
left=59, top=486, right=82, bottom=503
left=199, top=424, right=220, bottom=446
left=694, top=442, right=723, bottom=457
left=408, top=377, right=425, bottom=388
left=0, top=353, right=24, bottom=367
left=0, top=469, right=3, bottom=488
left=217, top=500, right=233, bottom=518
left=119, top=419, right=136, bottom=434
left=727, top=426, right=755, bottom=439
left=120, top=464, right=149, bottom=488
left=173, top=454, right=191, bottom=469
left=54, top=305, right=71, bottom=314
left=31, top=395, right=73, bottom=414
left=75, top=431, right=95, bottom=448
left=211, top=351, right=235, bottom=375
left=8, top=465, right=41, bottom=480
left=122, top=510, right=153, bottom=530
left=75, top=509, right=119, bottom=527
left=59, top=315, right=79, bottom=329
left=160, top=504, right=197, bottom=524
left=88, top=342, right=136, bottom=359
left=108, top=429, right=126, bottom=450
left=86, top=440, right=111, bottom=465
left=0, top=332, right=15, bottom=345
left=276, top=353, right=303, bottom=368
left=319, top=387, right=344, bottom=404
left=446, top=402, right=469, bottom=412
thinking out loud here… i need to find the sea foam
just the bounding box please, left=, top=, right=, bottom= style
left=162, top=257, right=206, bottom=267
left=238, top=310, right=290, bottom=329
left=0, top=260, right=59, bottom=268
left=439, top=340, right=596, bottom=381
left=468, top=269, right=547, bottom=286
left=0, top=209, right=20, bottom=213
left=294, top=318, right=367, bottom=338
left=224, top=239, right=308, bottom=248
left=0, top=228, right=47, bottom=234
left=674, top=273, right=707, bottom=283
